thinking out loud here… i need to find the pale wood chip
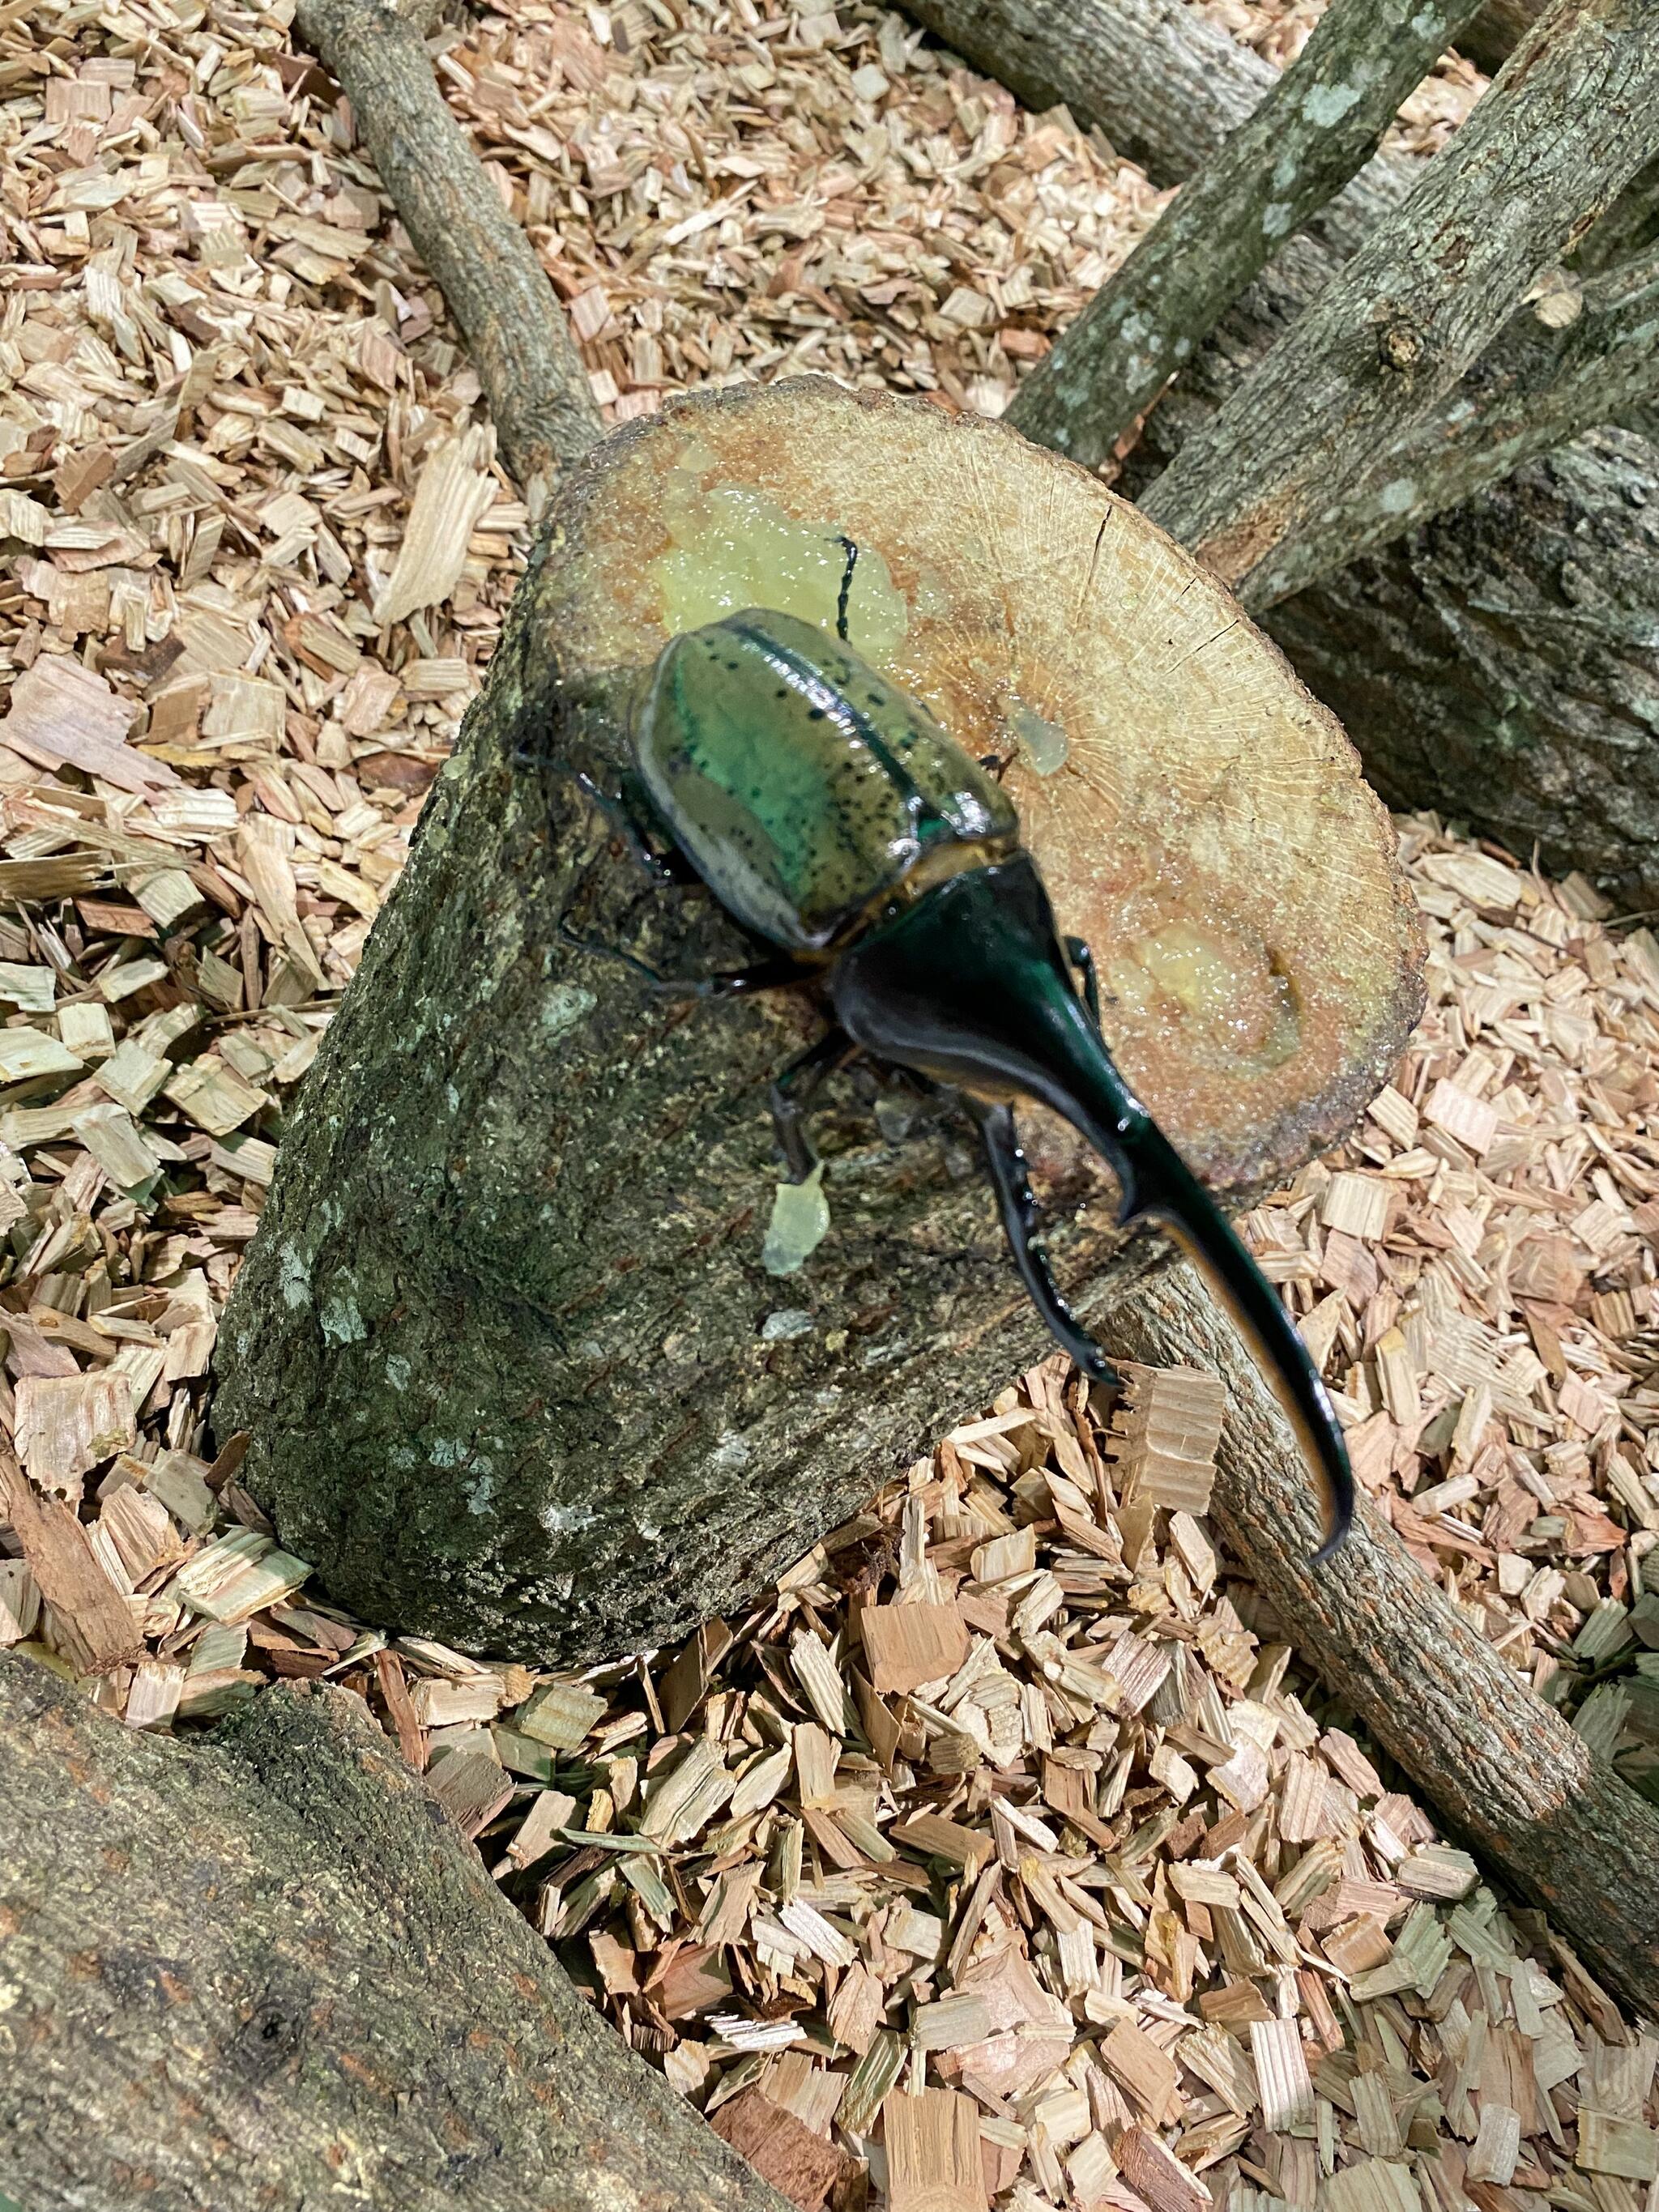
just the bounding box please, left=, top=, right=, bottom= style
left=1114, top=2125, right=1211, bottom=2212
left=1250, top=2016, right=1315, bottom=2130
left=1577, top=2113, right=1659, bottom=2183
left=0, top=1454, right=139, bottom=1674
left=884, top=2087, right=985, bottom=2212
left=374, top=426, right=498, bottom=624
left=0, top=655, right=177, bottom=793
left=15, top=1373, right=135, bottom=1499
left=861, top=1599, right=970, bottom=1694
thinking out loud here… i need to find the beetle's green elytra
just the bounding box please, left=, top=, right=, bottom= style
left=634, top=610, right=1017, bottom=954
left=585, top=546, right=1354, bottom=1562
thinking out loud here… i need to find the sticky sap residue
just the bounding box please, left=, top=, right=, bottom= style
left=651, top=465, right=910, bottom=661
left=761, top=1165, right=830, bottom=1276
left=1107, top=917, right=1301, bottom=1071
left=1010, top=701, right=1069, bottom=776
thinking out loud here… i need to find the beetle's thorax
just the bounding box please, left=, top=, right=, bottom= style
left=850, top=833, right=1014, bottom=936
left=829, top=855, right=1143, bottom=1133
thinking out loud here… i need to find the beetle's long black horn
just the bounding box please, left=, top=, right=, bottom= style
left=1015, top=914, right=1353, bottom=1562
left=830, top=855, right=1354, bottom=1560
left=1079, top=1079, right=1356, bottom=1565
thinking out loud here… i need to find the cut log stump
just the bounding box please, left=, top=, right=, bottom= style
left=215, top=377, right=1420, bottom=1664
left=0, top=1656, right=790, bottom=2212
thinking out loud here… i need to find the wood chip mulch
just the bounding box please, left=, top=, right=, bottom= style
left=1, top=0, right=1656, bottom=2205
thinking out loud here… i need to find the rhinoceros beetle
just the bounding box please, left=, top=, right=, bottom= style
left=573, top=541, right=1353, bottom=1560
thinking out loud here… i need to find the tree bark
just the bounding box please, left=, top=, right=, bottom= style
left=1260, top=427, right=1659, bottom=892
left=1243, top=242, right=1659, bottom=600
left=298, top=0, right=599, bottom=514
left=1105, top=1264, right=1659, bottom=2024
left=1138, top=0, right=1659, bottom=605
left=215, top=377, right=1418, bottom=1667
left=1006, top=0, right=1490, bottom=473
left=1576, top=151, right=1659, bottom=274
left=0, top=1658, right=788, bottom=2212
left=902, top=0, right=1659, bottom=902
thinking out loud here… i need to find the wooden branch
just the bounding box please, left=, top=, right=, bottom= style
left=899, top=0, right=1411, bottom=258
left=0, top=1660, right=788, bottom=2212
left=1245, top=242, right=1659, bottom=599
left=1005, top=0, right=1489, bottom=472
left=1436, top=0, right=1657, bottom=273
left=296, top=0, right=599, bottom=513
left=1140, top=0, right=1659, bottom=605
left=1103, top=1263, right=1659, bottom=2024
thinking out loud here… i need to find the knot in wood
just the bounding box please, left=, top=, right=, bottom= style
left=1376, top=317, right=1426, bottom=373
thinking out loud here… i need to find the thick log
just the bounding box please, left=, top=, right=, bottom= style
left=1007, top=0, right=1490, bottom=472
left=0, top=1658, right=788, bottom=2212
left=1137, top=0, right=1659, bottom=605
left=902, top=0, right=1659, bottom=901
left=296, top=0, right=599, bottom=514
left=1105, top=1264, right=1659, bottom=2023
left=215, top=377, right=1418, bottom=1664
left=1260, top=426, right=1659, bottom=891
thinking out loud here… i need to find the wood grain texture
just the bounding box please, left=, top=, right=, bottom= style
left=0, top=1660, right=790, bottom=2212
left=1104, top=1263, right=1659, bottom=2023
left=1140, top=0, right=1659, bottom=603
left=295, top=0, right=599, bottom=512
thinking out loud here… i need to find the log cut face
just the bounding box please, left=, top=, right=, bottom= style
left=0, top=1662, right=790, bottom=2212
left=546, top=379, right=1422, bottom=1194
left=217, top=378, right=1420, bottom=1663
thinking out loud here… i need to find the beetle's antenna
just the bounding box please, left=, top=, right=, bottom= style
left=834, top=535, right=858, bottom=643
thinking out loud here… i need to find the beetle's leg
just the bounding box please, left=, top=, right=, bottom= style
left=834, top=535, right=858, bottom=644
left=571, top=769, right=700, bottom=888
left=961, top=1095, right=1115, bottom=1385
left=770, top=1028, right=858, bottom=1183
left=701, top=957, right=809, bottom=999
left=1064, top=936, right=1102, bottom=1027
left=558, top=924, right=804, bottom=999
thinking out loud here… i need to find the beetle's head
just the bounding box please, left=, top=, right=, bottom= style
left=830, top=854, right=1354, bottom=1561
